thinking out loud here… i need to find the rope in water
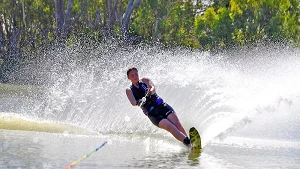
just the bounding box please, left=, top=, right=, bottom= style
left=65, top=141, right=107, bottom=169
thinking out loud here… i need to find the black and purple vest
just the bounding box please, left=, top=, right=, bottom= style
left=130, top=81, right=164, bottom=115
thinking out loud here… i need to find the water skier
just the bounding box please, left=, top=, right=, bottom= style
left=125, top=67, right=191, bottom=147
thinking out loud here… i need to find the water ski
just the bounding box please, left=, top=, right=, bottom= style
left=188, top=127, right=201, bottom=159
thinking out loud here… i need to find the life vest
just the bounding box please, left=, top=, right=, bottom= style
left=130, top=81, right=164, bottom=115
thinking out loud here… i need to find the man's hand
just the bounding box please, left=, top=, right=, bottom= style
left=146, top=88, right=152, bottom=96
left=137, top=97, right=147, bottom=107
left=136, top=99, right=143, bottom=106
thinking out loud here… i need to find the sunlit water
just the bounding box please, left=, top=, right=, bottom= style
left=1, top=42, right=300, bottom=169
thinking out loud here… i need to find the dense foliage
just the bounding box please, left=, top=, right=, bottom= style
left=1, top=0, right=299, bottom=51
left=0, top=0, right=299, bottom=82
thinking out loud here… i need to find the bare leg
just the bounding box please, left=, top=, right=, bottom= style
left=158, top=119, right=186, bottom=142
left=167, top=112, right=188, bottom=137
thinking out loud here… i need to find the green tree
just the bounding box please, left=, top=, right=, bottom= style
left=131, top=0, right=202, bottom=47
left=195, top=0, right=300, bottom=50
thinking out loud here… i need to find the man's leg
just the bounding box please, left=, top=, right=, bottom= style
left=158, top=119, right=186, bottom=142
left=167, top=112, right=188, bottom=136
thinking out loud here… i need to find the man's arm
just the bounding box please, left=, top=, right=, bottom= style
left=126, top=88, right=138, bottom=106
left=141, top=77, right=156, bottom=94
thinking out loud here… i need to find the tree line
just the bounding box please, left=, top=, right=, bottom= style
left=0, top=0, right=299, bottom=82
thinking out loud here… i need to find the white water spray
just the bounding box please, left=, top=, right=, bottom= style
left=18, top=42, right=300, bottom=145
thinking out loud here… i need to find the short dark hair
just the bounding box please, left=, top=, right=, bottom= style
left=126, top=67, right=138, bottom=77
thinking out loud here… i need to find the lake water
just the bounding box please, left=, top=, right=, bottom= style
left=1, top=43, right=300, bottom=169
left=1, top=127, right=300, bottom=169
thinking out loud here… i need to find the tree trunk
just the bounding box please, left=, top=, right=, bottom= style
left=121, top=0, right=141, bottom=39
left=0, top=21, right=5, bottom=56
left=54, top=0, right=85, bottom=45
left=55, top=0, right=65, bottom=43
left=21, top=0, right=26, bottom=27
